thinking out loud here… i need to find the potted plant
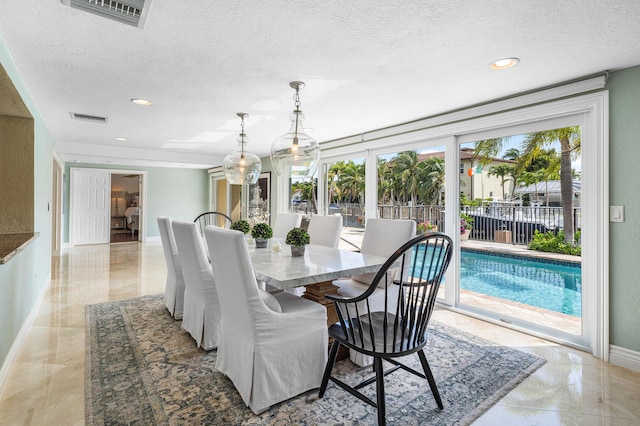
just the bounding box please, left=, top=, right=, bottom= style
left=460, top=213, right=473, bottom=241
left=285, top=227, right=310, bottom=257
left=417, top=220, right=437, bottom=234
left=251, top=222, right=273, bottom=248
left=230, top=219, right=251, bottom=234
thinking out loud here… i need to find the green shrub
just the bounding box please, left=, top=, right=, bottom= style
left=251, top=222, right=273, bottom=239
left=285, top=227, right=310, bottom=247
left=230, top=220, right=251, bottom=234
left=528, top=230, right=581, bottom=256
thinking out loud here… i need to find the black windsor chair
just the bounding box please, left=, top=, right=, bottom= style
left=193, top=211, right=232, bottom=236
left=319, top=232, right=453, bottom=426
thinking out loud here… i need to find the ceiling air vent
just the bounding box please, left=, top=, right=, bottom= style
left=61, top=0, right=152, bottom=28
left=70, top=112, right=109, bottom=123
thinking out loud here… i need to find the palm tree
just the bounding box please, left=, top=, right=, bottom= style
left=474, top=137, right=511, bottom=167
left=502, top=147, right=520, bottom=161
left=338, top=161, right=365, bottom=204
left=393, top=151, right=421, bottom=204
left=519, top=170, right=544, bottom=204
left=417, top=157, right=445, bottom=205
left=521, top=127, right=580, bottom=244
left=474, top=127, right=580, bottom=244
left=327, top=162, right=344, bottom=204
left=537, top=150, right=561, bottom=207
left=488, top=164, right=514, bottom=200
left=377, top=158, right=394, bottom=204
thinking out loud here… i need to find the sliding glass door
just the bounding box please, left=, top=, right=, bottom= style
left=316, top=90, right=606, bottom=355
left=374, top=145, right=447, bottom=299
left=457, top=124, right=584, bottom=344
left=318, top=155, right=366, bottom=250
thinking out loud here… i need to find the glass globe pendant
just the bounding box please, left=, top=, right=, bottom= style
left=223, top=112, right=262, bottom=185
left=270, top=81, right=320, bottom=178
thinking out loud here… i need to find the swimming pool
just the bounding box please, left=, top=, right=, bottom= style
left=459, top=250, right=582, bottom=317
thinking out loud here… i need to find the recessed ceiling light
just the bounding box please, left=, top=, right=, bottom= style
left=115, top=137, right=128, bottom=141
left=490, top=57, right=520, bottom=70
left=130, top=98, right=152, bottom=106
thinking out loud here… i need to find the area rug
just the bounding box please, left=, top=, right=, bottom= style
left=86, top=294, right=546, bottom=425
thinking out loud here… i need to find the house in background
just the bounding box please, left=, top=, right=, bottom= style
left=458, top=148, right=517, bottom=202
left=514, top=180, right=582, bottom=207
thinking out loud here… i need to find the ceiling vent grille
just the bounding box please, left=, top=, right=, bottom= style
left=70, top=112, right=109, bottom=123
left=61, top=0, right=152, bottom=28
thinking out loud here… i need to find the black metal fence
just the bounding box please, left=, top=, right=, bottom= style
left=335, top=203, right=581, bottom=245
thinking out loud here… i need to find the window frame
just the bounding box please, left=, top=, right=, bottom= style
left=317, top=88, right=609, bottom=360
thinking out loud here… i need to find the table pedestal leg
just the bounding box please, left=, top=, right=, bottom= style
left=302, top=281, right=339, bottom=326
left=302, top=281, right=349, bottom=360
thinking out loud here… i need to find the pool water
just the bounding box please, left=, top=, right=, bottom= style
left=459, top=250, right=582, bottom=317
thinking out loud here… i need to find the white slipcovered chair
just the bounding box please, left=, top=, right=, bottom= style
left=157, top=216, right=185, bottom=319
left=171, top=220, right=221, bottom=350
left=307, top=214, right=342, bottom=248
left=333, top=218, right=416, bottom=365
left=272, top=212, right=302, bottom=239
left=204, top=226, right=328, bottom=414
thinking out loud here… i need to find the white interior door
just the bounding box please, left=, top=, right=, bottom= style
left=71, top=168, right=110, bottom=245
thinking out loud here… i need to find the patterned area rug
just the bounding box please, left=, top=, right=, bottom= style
left=86, top=294, right=546, bottom=425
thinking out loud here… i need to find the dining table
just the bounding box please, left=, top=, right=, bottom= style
left=247, top=242, right=389, bottom=325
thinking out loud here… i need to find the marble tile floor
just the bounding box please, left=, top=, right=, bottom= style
left=0, top=241, right=639, bottom=425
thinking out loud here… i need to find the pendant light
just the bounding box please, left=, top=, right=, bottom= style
left=270, top=81, right=320, bottom=178
left=223, top=113, right=262, bottom=185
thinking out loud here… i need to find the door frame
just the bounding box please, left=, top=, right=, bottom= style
left=69, top=167, right=148, bottom=246
left=51, top=155, right=63, bottom=255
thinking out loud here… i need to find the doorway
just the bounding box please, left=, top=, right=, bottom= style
left=209, top=172, right=242, bottom=221
left=110, top=173, right=141, bottom=243
left=70, top=167, right=147, bottom=246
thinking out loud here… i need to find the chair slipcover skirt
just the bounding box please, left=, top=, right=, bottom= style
left=172, top=220, right=221, bottom=350
left=205, top=226, right=328, bottom=414
left=157, top=216, right=185, bottom=319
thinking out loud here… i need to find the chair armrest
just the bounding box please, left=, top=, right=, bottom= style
left=392, top=278, right=431, bottom=287
left=325, top=291, right=371, bottom=304
left=325, top=293, right=352, bottom=302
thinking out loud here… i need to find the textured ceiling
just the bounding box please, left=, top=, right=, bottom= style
left=1, top=1, right=640, bottom=168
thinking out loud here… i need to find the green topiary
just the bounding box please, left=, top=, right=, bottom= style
left=230, top=220, right=251, bottom=234
left=251, top=222, right=273, bottom=240
left=285, top=227, right=310, bottom=247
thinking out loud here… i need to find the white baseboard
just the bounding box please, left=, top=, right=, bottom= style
left=0, top=274, right=51, bottom=398
left=609, top=345, right=640, bottom=373
left=145, top=236, right=161, bottom=243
